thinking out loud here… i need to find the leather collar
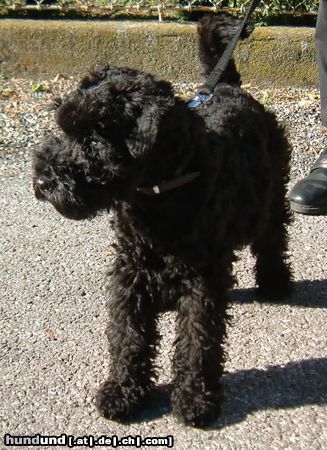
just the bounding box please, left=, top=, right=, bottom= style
left=137, top=171, right=200, bottom=196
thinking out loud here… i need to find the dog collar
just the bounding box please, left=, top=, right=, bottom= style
left=137, top=171, right=200, bottom=196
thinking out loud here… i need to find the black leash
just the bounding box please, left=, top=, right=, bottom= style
left=188, top=0, right=261, bottom=109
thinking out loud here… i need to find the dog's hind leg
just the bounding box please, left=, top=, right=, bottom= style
left=251, top=189, right=293, bottom=300
left=171, top=258, right=233, bottom=427
left=96, top=252, right=159, bottom=421
left=251, top=121, right=293, bottom=300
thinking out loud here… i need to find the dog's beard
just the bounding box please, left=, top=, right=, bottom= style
left=34, top=179, right=99, bottom=220
left=49, top=193, right=94, bottom=220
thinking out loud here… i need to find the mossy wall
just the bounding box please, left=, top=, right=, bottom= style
left=0, top=20, right=319, bottom=87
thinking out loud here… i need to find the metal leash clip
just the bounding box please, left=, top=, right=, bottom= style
left=187, top=88, right=214, bottom=109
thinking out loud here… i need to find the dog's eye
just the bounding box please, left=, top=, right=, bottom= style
left=47, top=97, right=62, bottom=111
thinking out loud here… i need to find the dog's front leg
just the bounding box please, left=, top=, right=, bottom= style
left=96, top=252, right=159, bottom=421
left=171, top=267, right=231, bottom=427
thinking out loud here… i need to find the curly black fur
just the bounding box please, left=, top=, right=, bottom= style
left=32, top=14, right=292, bottom=427
left=198, top=14, right=255, bottom=84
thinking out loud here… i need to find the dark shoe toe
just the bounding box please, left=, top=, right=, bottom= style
left=289, top=168, right=327, bottom=215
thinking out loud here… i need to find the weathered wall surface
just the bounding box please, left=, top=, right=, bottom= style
left=0, top=20, right=318, bottom=86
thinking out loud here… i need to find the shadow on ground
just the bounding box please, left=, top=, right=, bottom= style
left=216, top=357, right=327, bottom=429
left=132, top=357, right=327, bottom=428
left=231, top=279, right=327, bottom=308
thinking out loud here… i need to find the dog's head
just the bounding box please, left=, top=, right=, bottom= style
left=33, top=66, right=175, bottom=220
left=33, top=133, right=128, bottom=220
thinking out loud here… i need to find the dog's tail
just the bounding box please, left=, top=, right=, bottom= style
left=197, top=14, right=254, bottom=85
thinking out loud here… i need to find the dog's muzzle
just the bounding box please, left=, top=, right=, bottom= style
left=33, top=177, right=52, bottom=200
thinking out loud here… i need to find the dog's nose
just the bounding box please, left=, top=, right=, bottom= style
left=35, top=177, right=47, bottom=187
left=33, top=177, right=52, bottom=199
left=34, top=177, right=51, bottom=189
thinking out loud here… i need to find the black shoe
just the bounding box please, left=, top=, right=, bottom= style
left=289, top=149, right=327, bottom=215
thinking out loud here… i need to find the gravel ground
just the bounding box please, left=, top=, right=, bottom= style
left=0, top=76, right=326, bottom=449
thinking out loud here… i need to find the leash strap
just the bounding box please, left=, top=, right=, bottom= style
left=190, top=0, right=261, bottom=105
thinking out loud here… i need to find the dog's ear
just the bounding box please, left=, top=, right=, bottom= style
left=55, top=71, right=175, bottom=160
left=55, top=89, right=104, bottom=140
left=126, top=79, right=175, bottom=160
left=128, top=98, right=164, bottom=159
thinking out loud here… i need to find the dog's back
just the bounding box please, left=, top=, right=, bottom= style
left=195, top=15, right=291, bottom=247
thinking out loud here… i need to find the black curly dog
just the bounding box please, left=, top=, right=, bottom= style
left=33, top=15, right=292, bottom=427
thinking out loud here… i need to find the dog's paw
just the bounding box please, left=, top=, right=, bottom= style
left=96, top=379, right=146, bottom=421
left=171, top=385, right=222, bottom=428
